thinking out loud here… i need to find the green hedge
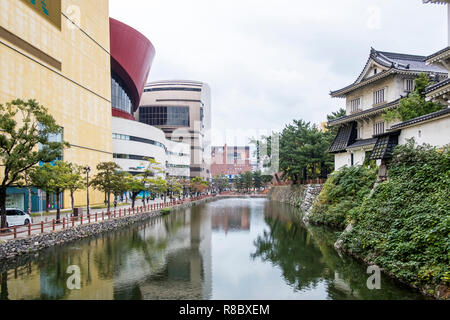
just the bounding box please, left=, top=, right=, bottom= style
left=341, top=142, right=450, bottom=288
left=309, top=165, right=377, bottom=230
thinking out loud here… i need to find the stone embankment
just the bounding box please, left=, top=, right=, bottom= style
left=268, top=184, right=323, bottom=222
left=0, top=197, right=215, bottom=263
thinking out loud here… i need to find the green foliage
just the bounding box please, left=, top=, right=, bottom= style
left=0, top=99, right=67, bottom=227
left=190, top=177, right=209, bottom=195
left=213, top=174, right=231, bottom=193
left=383, top=73, right=446, bottom=122
left=340, top=142, right=450, bottom=287
left=310, top=165, right=377, bottom=230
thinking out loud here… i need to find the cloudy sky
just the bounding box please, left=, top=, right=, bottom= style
left=110, top=0, right=447, bottom=145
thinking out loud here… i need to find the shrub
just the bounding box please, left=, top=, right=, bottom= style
left=342, top=141, right=450, bottom=287
left=309, top=165, right=377, bottom=230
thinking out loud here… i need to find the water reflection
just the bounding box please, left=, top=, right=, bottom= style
left=0, top=199, right=424, bottom=300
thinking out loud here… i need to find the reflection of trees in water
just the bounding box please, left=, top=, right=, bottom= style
left=253, top=201, right=424, bottom=300
left=0, top=271, right=8, bottom=300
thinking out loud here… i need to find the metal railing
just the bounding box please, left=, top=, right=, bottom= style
left=0, top=196, right=210, bottom=240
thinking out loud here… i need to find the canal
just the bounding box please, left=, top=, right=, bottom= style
left=0, top=198, right=424, bottom=300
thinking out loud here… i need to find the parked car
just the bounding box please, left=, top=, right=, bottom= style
left=1, top=208, right=32, bottom=227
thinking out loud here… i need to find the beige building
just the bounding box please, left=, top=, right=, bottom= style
left=328, top=48, right=447, bottom=170
left=0, top=0, right=113, bottom=209
left=137, top=80, right=212, bottom=181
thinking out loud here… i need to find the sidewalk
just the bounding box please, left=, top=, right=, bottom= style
left=1, top=196, right=205, bottom=242
left=31, top=197, right=177, bottom=223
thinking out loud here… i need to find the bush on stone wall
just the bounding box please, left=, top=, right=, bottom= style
left=309, top=165, right=377, bottom=230
left=341, top=142, right=450, bottom=289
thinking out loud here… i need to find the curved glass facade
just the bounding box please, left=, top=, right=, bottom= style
left=111, top=71, right=133, bottom=115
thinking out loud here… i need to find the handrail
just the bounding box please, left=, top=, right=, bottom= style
left=0, top=195, right=215, bottom=239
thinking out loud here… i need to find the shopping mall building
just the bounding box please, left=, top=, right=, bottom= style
left=0, top=1, right=189, bottom=212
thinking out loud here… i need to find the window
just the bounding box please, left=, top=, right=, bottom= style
left=356, top=126, right=362, bottom=139
left=350, top=98, right=361, bottom=113
left=144, top=87, right=201, bottom=93
left=111, top=71, right=133, bottom=115
left=373, top=121, right=385, bottom=136
left=139, top=106, right=190, bottom=127
left=405, top=79, right=415, bottom=92
left=373, top=88, right=385, bottom=105
left=374, top=68, right=378, bottom=75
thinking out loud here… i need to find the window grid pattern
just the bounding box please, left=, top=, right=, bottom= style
left=111, top=72, right=133, bottom=115
left=350, top=98, right=361, bottom=113
left=373, top=88, right=385, bottom=105
left=139, top=106, right=190, bottom=127
left=373, top=122, right=385, bottom=136
left=405, top=79, right=415, bottom=92
left=113, top=133, right=166, bottom=150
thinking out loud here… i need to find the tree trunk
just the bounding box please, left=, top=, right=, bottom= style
left=71, top=190, right=75, bottom=215
left=46, top=191, right=50, bottom=212
left=0, top=187, right=7, bottom=230
left=56, top=191, right=61, bottom=223
left=27, top=186, right=32, bottom=214
left=107, top=190, right=111, bottom=213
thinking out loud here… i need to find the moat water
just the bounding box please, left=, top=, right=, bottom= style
left=0, top=198, right=424, bottom=300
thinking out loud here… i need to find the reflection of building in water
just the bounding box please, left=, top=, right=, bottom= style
left=211, top=207, right=251, bottom=234
left=113, top=208, right=212, bottom=300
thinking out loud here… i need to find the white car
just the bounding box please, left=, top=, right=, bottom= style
left=4, top=208, right=32, bottom=227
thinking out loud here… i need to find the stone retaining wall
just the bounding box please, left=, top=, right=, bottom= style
left=0, top=197, right=214, bottom=264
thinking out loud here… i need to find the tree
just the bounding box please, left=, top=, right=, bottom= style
left=90, top=162, right=122, bottom=213
left=110, top=170, right=129, bottom=203
left=190, top=177, right=209, bottom=196
left=262, top=175, right=273, bottom=189
left=166, top=177, right=183, bottom=200
left=383, top=73, right=446, bottom=122
left=65, top=163, right=85, bottom=215
left=34, top=161, right=73, bottom=222
left=253, top=171, right=262, bottom=191
left=123, top=174, right=145, bottom=209
left=213, top=174, right=231, bottom=193
left=242, top=171, right=253, bottom=193
left=0, top=99, right=66, bottom=229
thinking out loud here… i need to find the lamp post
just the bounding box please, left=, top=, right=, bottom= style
left=84, top=166, right=91, bottom=215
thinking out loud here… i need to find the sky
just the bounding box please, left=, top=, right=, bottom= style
left=109, top=0, right=448, bottom=145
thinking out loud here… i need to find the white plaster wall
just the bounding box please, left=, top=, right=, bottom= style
left=353, top=150, right=366, bottom=166
left=399, top=117, right=450, bottom=147
left=335, top=153, right=350, bottom=171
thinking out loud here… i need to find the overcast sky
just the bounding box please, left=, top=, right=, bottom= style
left=110, top=0, right=447, bottom=145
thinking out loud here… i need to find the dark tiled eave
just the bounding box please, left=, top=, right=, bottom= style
left=426, top=46, right=450, bottom=63
left=328, top=99, right=401, bottom=127
left=389, top=108, right=450, bottom=131
left=425, top=78, right=450, bottom=94
left=347, top=138, right=378, bottom=149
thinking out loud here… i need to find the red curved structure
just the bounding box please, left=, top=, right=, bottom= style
left=110, top=18, right=155, bottom=118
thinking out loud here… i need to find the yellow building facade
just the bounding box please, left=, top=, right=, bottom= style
left=0, top=0, right=113, bottom=208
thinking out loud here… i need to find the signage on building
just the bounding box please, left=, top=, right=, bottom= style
left=21, top=0, right=62, bottom=29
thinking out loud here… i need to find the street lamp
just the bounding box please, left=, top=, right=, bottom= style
left=84, top=166, right=91, bottom=215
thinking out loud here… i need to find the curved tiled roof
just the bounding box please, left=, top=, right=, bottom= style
left=331, top=48, right=447, bottom=98
left=389, top=108, right=450, bottom=130
left=328, top=99, right=401, bottom=127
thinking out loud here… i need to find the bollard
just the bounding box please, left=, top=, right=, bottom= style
left=80, top=215, right=83, bottom=225
left=63, top=218, right=66, bottom=229
left=52, top=219, right=55, bottom=232
left=102, top=211, right=104, bottom=221
left=28, top=223, right=31, bottom=236
left=95, top=213, right=98, bottom=222
left=88, top=214, right=91, bottom=224
left=72, top=216, right=75, bottom=228
left=41, top=221, right=44, bottom=234
left=13, top=226, right=17, bottom=239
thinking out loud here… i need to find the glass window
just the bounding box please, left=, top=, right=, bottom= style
left=111, top=71, right=133, bottom=115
